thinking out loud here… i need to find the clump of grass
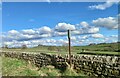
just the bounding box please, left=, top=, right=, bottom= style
left=39, top=65, right=61, bottom=76
left=62, top=63, right=86, bottom=77
left=2, top=57, right=39, bottom=76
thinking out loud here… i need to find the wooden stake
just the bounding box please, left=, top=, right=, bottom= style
left=68, top=30, right=71, bottom=68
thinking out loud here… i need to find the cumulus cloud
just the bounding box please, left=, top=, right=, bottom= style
left=71, top=36, right=76, bottom=41
left=78, top=35, right=90, bottom=40
left=91, top=33, right=104, bottom=38
left=8, top=30, right=20, bottom=35
left=80, top=21, right=89, bottom=27
left=3, top=38, right=68, bottom=47
left=89, top=2, right=114, bottom=10
left=37, top=26, right=52, bottom=34
left=88, top=0, right=118, bottom=10
left=92, top=17, right=118, bottom=29
left=21, top=29, right=36, bottom=35
left=55, top=23, right=76, bottom=32
left=3, top=26, right=53, bottom=42
left=2, top=22, right=101, bottom=43
left=88, top=27, right=99, bottom=33
left=3, top=18, right=118, bottom=47
left=2, top=33, right=117, bottom=48
left=54, top=31, right=67, bottom=36
left=71, top=30, right=81, bottom=35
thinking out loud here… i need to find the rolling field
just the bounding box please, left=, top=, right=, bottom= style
left=1, top=42, right=120, bottom=56
left=1, top=42, right=120, bottom=76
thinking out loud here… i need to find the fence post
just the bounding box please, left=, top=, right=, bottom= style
left=68, top=30, right=71, bottom=68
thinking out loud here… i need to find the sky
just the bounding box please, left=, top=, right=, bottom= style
left=1, top=1, right=119, bottom=47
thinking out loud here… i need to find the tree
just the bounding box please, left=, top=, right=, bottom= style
left=21, top=44, right=27, bottom=49
left=38, top=44, right=43, bottom=47
left=4, top=45, right=8, bottom=49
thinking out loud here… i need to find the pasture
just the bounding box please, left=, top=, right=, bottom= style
left=1, top=42, right=120, bottom=56
left=1, top=42, right=120, bottom=76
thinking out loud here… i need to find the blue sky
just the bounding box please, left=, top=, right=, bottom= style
left=2, top=2, right=119, bottom=47
left=3, top=2, right=118, bottom=31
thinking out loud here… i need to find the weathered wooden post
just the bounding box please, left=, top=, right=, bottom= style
left=68, top=30, right=72, bottom=68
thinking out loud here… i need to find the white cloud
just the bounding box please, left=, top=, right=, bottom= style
left=55, top=23, right=76, bottom=32
left=71, top=36, right=76, bottom=41
left=39, top=33, right=51, bottom=38
left=91, top=33, right=104, bottom=38
left=2, top=33, right=118, bottom=47
left=2, top=22, right=101, bottom=43
left=88, top=27, right=99, bottom=33
left=80, top=21, right=89, bottom=27
left=71, top=30, right=81, bottom=35
left=103, top=35, right=118, bottom=43
left=8, top=30, right=19, bottom=35
left=92, top=17, right=118, bottom=29
left=37, top=26, right=52, bottom=34
left=4, top=27, right=52, bottom=41
left=2, top=18, right=118, bottom=47
left=54, top=31, right=67, bottom=36
left=88, top=1, right=117, bottom=10
left=57, top=39, right=68, bottom=46
left=19, top=34, right=34, bottom=39
left=78, top=35, right=90, bottom=39
left=118, top=14, right=120, bottom=17
left=21, top=29, right=36, bottom=35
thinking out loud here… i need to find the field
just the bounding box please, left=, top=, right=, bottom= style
left=2, top=56, right=86, bottom=77
left=1, top=42, right=120, bottom=56
left=1, top=42, right=120, bottom=76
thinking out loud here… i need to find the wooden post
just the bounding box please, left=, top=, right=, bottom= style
left=68, top=30, right=71, bottom=67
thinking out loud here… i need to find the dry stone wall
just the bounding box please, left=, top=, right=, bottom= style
left=1, top=51, right=120, bottom=77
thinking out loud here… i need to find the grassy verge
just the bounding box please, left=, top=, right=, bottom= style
left=2, top=56, right=86, bottom=77
left=0, top=56, right=2, bottom=76
left=2, top=56, right=39, bottom=76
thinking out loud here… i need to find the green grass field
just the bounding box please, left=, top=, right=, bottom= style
left=1, top=42, right=120, bottom=76
left=2, top=56, right=86, bottom=77
left=0, top=56, right=2, bottom=76
left=1, top=42, right=120, bottom=56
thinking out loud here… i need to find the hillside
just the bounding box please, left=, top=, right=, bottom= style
left=74, top=42, right=120, bottom=52
left=26, top=42, right=119, bottom=52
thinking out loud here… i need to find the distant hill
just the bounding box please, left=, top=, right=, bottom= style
left=74, top=42, right=120, bottom=52
left=33, top=42, right=120, bottom=52
left=2, top=42, right=119, bottom=52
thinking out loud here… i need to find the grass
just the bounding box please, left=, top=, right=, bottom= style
left=1, top=42, right=120, bottom=56
left=2, top=56, right=87, bottom=77
left=1, top=42, right=119, bottom=76
left=1, top=48, right=120, bottom=56
left=0, top=56, right=2, bottom=76
left=2, top=56, right=39, bottom=76
left=79, top=51, right=120, bottom=56
left=74, top=42, right=119, bottom=52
